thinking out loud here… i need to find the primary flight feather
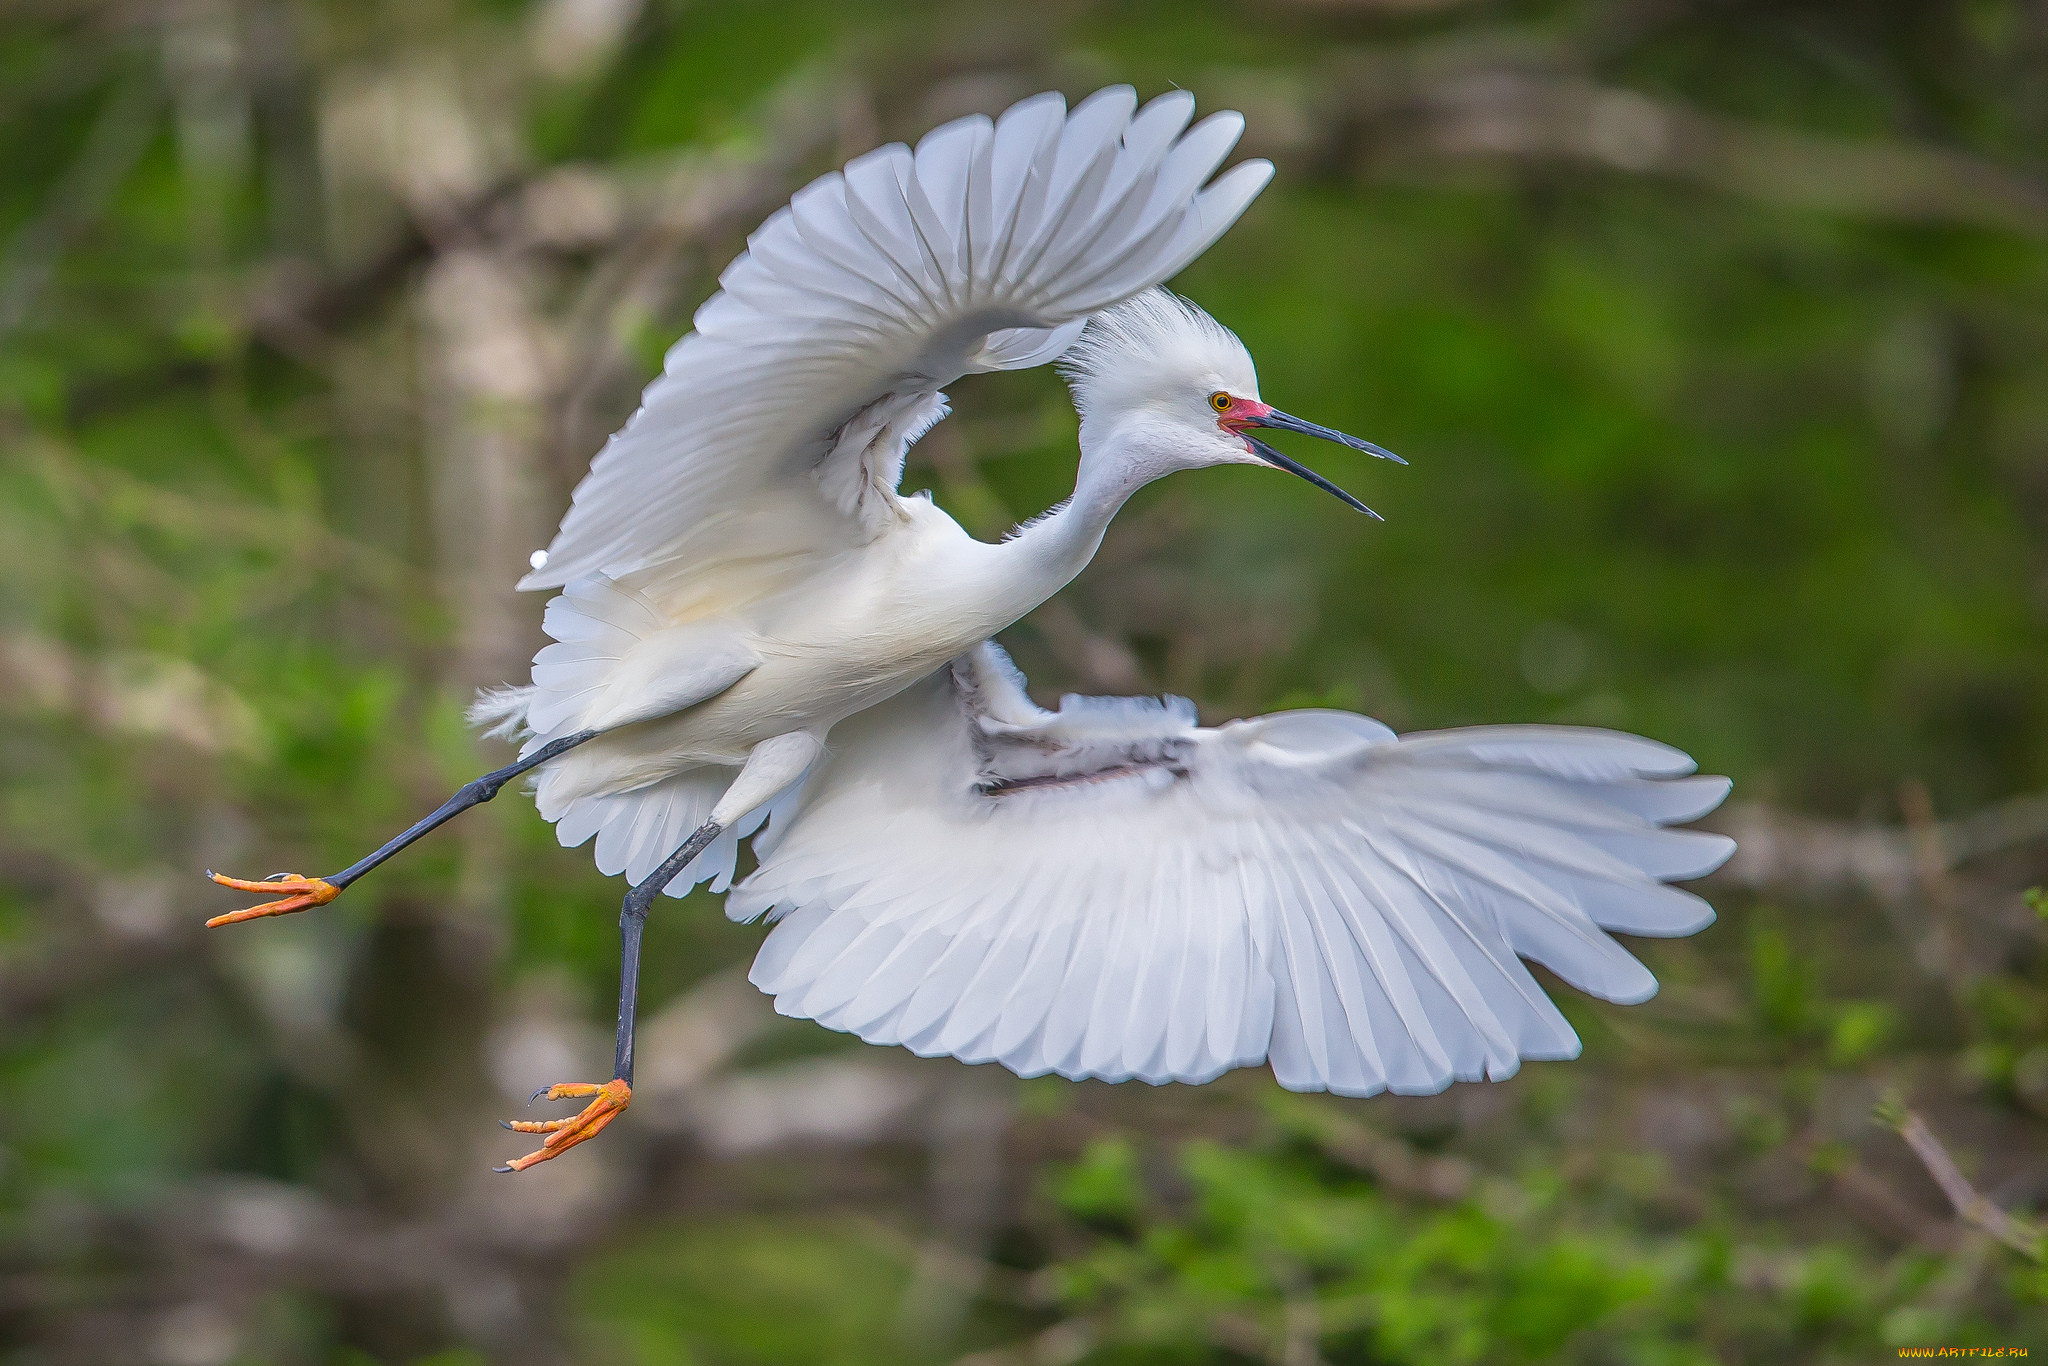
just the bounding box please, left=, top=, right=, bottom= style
left=207, top=85, right=1730, bottom=1170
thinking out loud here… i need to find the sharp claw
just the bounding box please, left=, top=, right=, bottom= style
left=496, top=1078, right=631, bottom=1172
left=531, top=1081, right=604, bottom=1102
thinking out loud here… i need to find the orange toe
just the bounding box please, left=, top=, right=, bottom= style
left=496, top=1079, right=631, bottom=1172
left=205, top=871, right=341, bottom=928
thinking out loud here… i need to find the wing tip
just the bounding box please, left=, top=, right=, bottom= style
left=1074, top=83, right=1138, bottom=117
left=1230, top=156, right=1277, bottom=191
left=1676, top=774, right=1736, bottom=826
left=1680, top=832, right=1739, bottom=881
left=1196, top=106, right=1247, bottom=141
left=1596, top=970, right=1660, bottom=1007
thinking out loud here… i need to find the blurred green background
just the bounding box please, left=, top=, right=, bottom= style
left=3, top=0, right=2046, bottom=1362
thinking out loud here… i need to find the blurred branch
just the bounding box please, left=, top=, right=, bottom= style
left=1275, top=1260, right=1324, bottom=1366
left=950, top=1318, right=1098, bottom=1366
left=1271, top=1094, right=1476, bottom=1201
left=1281, top=51, right=2048, bottom=237
left=0, top=71, right=158, bottom=341
left=1276, top=0, right=1478, bottom=11
left=854, top=1217, right=1041, bottom=1309
left=1898, top=778, right=1973, bottom=999
left=1713, top=792, right=2046, bottom=993
left=1713, top=793, right=2048, bottom=906
left=0, top=631, right=265, bottom=758
left=1946, top=791, right=2048, bottom=866
left=1819, top=1150, right=1958, bottom=1250
left=246, top=175, right=526, bottom=362
left=1876, top=1100, right=2045, bottom=1261
left=57, top=174, right=519, bottom=421
left=66, top=73, right=851, bottom=438
left=0, top=852, right=200, bottom=1027
left=0, top=965, right=960, bottom=1359
left=26, top=439, right=416, bottom=596
left=1408, top=74, right=2048, bottom=235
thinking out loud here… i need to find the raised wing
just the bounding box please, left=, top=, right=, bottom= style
left=521, top=87, right=1274, bottom=591
left=728, top=643, right=1733, bottom=1096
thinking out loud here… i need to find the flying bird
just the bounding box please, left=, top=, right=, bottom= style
left=208, top=86, right=1732, bottom=1171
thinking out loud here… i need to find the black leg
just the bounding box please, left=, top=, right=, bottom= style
left=611, top=819, right=725, bottom=1086
left=210, top=727, right=603, bottom=927
left=494, top=816, right=728, bottom=1171
left=325, top=729, right=598, bottom=890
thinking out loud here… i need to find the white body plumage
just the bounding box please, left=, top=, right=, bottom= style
left=473, top=85, right=1732, bottom=1099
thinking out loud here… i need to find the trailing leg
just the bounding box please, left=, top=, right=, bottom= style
left=494, top=817, right=726, bottom=1173
left=496, top=731, right=824, bottom=1172
left=205, top=730, right=597, bottom=927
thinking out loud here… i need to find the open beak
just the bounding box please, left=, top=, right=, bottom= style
left=1230, top=404, right=1403, bottom=520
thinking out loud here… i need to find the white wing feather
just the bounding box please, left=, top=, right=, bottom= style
left=537, top=765, right=785, bottom=899
left=521, top=87, right=1274, bottom=592
left=729, top=643, right=1733, bottom=1095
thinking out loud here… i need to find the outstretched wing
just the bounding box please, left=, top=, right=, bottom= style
left=520, top=86, right=1273, bottom=592
left=729, top=643, right=1733, bottom=1096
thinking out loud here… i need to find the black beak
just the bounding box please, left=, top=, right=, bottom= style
left=1240, top=407, right=1403, bottom=520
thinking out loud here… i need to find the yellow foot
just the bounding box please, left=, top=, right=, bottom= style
left=496, top=1079, right=632, bottom=1172
left=205, top=871, right=341, bottom=927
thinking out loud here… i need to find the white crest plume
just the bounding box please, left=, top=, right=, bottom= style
left=1059, top=289, right=1259, bottom=440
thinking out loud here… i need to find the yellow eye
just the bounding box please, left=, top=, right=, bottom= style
left=1210, top=392, right=1232, bottom=411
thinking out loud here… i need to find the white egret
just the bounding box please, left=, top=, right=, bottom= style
left=209, top=86, right=1732, bottom=1171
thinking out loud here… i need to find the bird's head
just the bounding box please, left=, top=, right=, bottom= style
left=1057, top=289, right=1401, bottom=517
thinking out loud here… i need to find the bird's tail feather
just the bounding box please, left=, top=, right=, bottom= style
left=467, top=685, right=538, bottom=742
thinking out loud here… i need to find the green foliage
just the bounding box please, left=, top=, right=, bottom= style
left=574, top=1217, right=939, bottom=1366
left=1051, top=1135, right=1147, bottom=1230
left=1025, top=1126, right=1996, bottom=1364
left=1828, top=1001, right=1901, bottom=1068
left=1748, top=918, right=1821, bottom=1042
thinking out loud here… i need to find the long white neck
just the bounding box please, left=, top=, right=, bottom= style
left=974, top=421, right=1164, bottom=628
